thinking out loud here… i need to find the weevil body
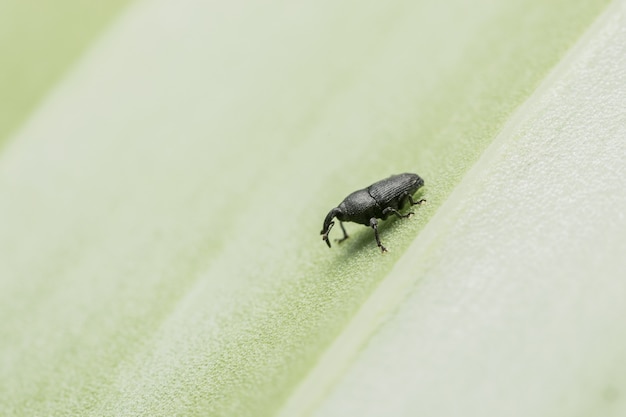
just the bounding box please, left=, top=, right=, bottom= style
left=320, top=173, right=425, bottom=253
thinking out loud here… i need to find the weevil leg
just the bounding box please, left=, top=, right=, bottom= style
left=382, top=207, right=412, bottom=219
left=369, top=218, right=387, bottom=253
left=396, top=194, right=427, bottom=218
left=335, top=221, right=349, bottom=243
left=408, top=195, right=426, bottom=206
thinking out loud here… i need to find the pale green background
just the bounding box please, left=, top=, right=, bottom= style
left=0, top=0, right=619, bottom=416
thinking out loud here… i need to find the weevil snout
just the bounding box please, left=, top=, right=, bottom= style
left=321, top=207, right=342, bottom=248
left=321, top=221, right=334, bottom=248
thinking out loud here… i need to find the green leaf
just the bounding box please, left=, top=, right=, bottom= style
left=0, top=0, right=619, bottom=416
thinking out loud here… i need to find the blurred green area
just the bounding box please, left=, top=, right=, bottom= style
left=0, top=0, right=134, bottom=147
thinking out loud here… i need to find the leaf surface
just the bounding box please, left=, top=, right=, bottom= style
left=0, top=0, right=616, bottom=416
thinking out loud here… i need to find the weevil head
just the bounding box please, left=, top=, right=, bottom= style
left=407, top=173, right=424, bottom=191
left=321, top=207, right=341, bottom=248
left=397, top=173, right=424, bottom=195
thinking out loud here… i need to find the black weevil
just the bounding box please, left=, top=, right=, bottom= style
left=320, top=173, right=426, bottom=253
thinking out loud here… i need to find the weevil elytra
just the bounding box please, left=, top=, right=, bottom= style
left=320, top=173, right=425, bottom=253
